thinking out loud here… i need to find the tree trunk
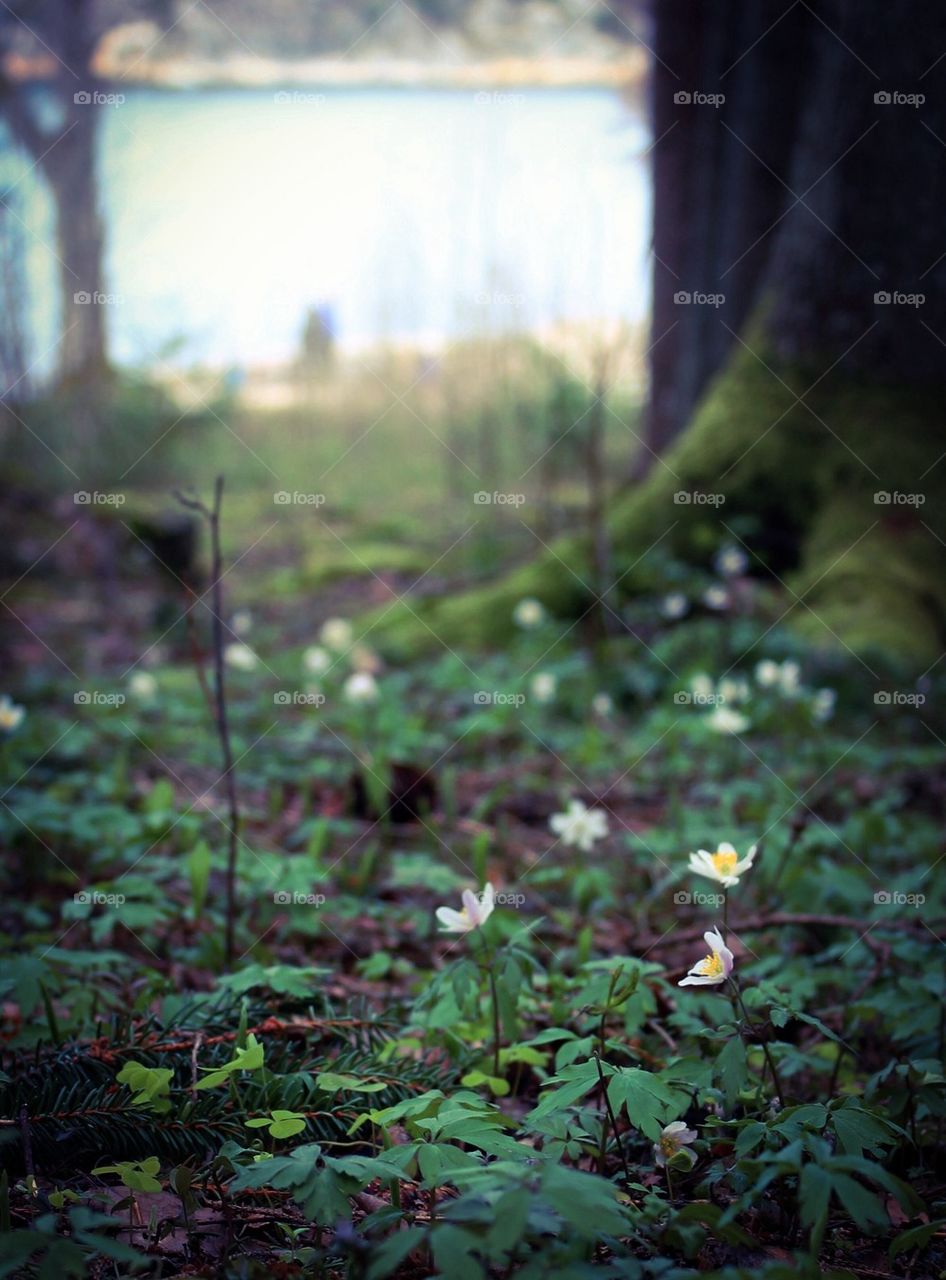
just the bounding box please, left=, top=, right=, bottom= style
left=44, top=102, right=109, bottom=385
left=0, top=0, right=109, bottom=385
left=366, top=0, right=946, bottom=665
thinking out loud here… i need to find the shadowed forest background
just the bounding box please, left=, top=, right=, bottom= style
left=0, top=2, right=945, bottom=1278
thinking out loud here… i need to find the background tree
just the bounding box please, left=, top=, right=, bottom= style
left=374, top=0, right=946, bottom=663
left=0, top=0, right=171, bottom=385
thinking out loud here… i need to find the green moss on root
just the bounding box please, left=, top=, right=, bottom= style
left=363, top=341, right=946, bottom=665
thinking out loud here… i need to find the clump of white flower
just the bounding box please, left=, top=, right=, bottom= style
left=690, top=673, right=715, bottom=700
left=0, top=694, right=25, bottom=732
left=717, top=676, right=750, bottom=705
left=530, top=672, right=557, bottom=705
left=549, top=799, right=609, bottom=852
left=714, top=545, right=748, bottom=577
left=514, top=597, right=546, bottom=629
left=706, top=704, right=749, bottom=734
left=703, top=585, right=729, bottom=611
left=344, top=671, right=378, bottom=704
left=224, top=643, right=258, bottom=672
left=812, top=687, right=837, bottom=722
left=779, top=660, right=802, bottom=698
left=231, top=609, right=253, bottom=636
left=592, top=692, right=613, bottom=717
left=686, top=659, right=836, bottom=730
left=320, top=617, right=353, bottom=652
left=754, top=659, right=781, bottom=687
left=661, top=592, right=689, bottom=620
left=303, top=645, right=332, bottom=676
left=128, top=672, right=158, bottom=700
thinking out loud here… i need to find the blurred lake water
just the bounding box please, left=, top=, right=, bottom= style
left=18, top=86, right=651, bottom=373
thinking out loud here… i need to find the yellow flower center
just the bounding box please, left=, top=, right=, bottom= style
left=711, top=848, right=738, bottom=875
left=660, top=1136, right=679, bottom=1156
left=697, top=951, right=724, bottom=977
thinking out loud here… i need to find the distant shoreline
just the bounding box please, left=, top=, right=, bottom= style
left=5, top=51, right=647, bottom=92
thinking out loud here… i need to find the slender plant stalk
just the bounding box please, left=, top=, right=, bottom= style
left=729, top=979, right=786, bottom=1107
left=176, top=476, right=240, bottom=964
left=488, top=964, right=501, bottom=1079
left=592, top=1052, right=633, bottom=1194
left=476, top=930, right=502, bottom=1078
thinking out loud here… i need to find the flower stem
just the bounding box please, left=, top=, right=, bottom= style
left=487, top=962, right=501, bottom=1079
left=592, top=1052, right=634, bottom=1196
left=729, top=978, right=785, bottom=1107
left=477, top=930, right=502, bottom=1079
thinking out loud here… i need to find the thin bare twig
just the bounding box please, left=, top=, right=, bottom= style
left=175, top=477, right=241, bottom=964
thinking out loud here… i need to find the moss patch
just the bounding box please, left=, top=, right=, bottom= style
left=364, top=341, right=946, bottom=667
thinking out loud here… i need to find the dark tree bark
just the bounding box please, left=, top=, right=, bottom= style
left=44, top=98, right=108, bottom=383
left=645, top=0, right=946, bottom=457
left=0, top=0, right=109, bottom=385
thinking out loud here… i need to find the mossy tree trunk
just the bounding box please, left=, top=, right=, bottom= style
left=370, top=0, right=946, bottom=664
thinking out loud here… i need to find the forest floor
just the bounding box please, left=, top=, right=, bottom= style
left=1, top=423, right=945, bottom=1278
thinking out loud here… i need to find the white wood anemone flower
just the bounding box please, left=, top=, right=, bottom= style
left=320, top=617, right=353, bottom=652
left=0, top=695, right=25, bottom=731
left=436, top=883, right=495, bottom=934
left=514, top=597, right=546, bottom=629
left=679, top=928, right=734, bottom=987
left=705, top=704, right=749, bottom=734
left=303, top=645, right=332, bottom=676
left=654, top=1120, right=698, bottom=1168
left=224, top=643, right=259, bottom=672
left=549, top=798, right=609, bottom=852
left=344, top=671, right=379, bottom=704
left=688, top=841, right=757, bottom=888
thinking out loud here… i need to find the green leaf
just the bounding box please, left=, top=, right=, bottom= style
left=116, top=1061, right=173, bottom=1114
left=890, top=1218, right=946, bottom=1259
left=195, top=1032, right=265, bottom=1089
left=461, top=1070, right=510, bottom=1097
left=607, top=1066, right=685, bottom=1142
left=526, top=1060, right=598, bottom=1122
left=716, top=1036, right=749, bottom=1107
left=316, top=1071, right=388, bottom=1093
